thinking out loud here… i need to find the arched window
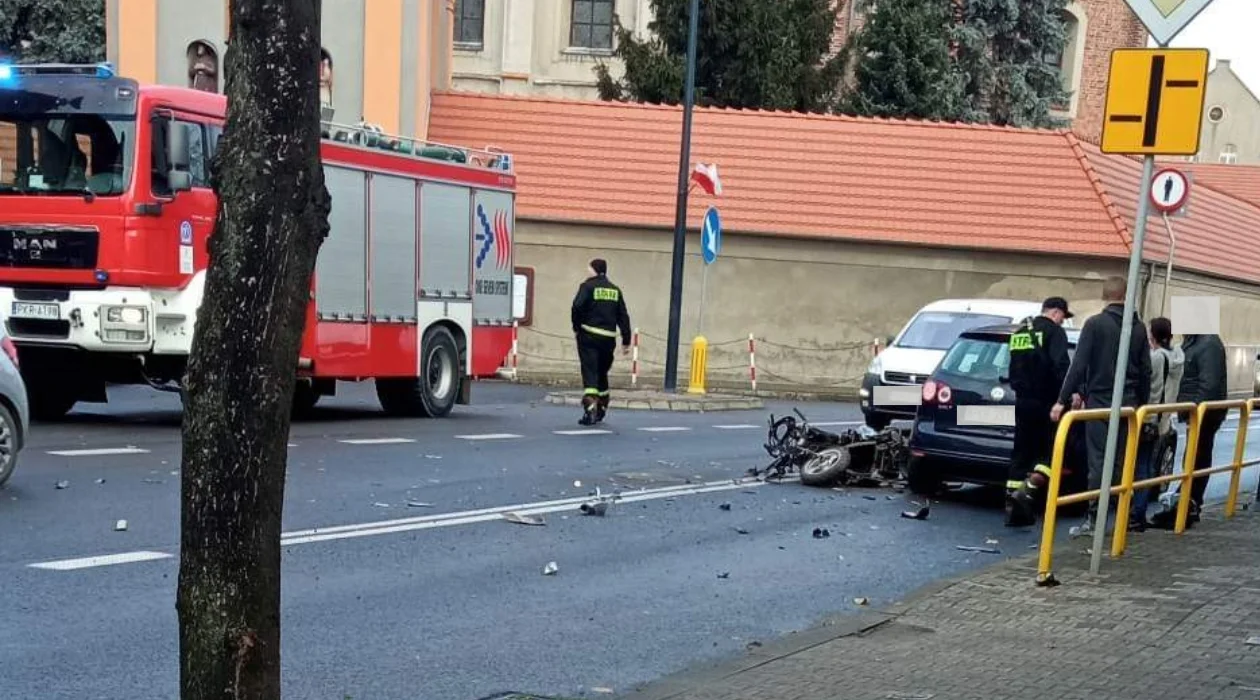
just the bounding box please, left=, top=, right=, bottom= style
left=187, top=41, right=219, bottom=93
left=1046, top=5, right=1085, bottom=114
left=319, top=47, right=334, bottom=108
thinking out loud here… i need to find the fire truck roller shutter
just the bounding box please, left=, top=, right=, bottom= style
left=419, top=182, right=473, bottom=300
left=368, top=173, right=417, bottom=321
left=316, top=165, right=368, bottom=319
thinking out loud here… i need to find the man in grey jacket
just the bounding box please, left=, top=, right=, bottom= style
left=1174, top=331, right=1228, bottom=525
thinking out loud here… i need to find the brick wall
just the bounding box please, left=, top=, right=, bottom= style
left=1071, top=0, right=1149, bottom=144
left=829, top=0, right=1148, bottom=142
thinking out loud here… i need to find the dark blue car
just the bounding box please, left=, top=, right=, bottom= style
left=904, top=324, right=1090, bottom=496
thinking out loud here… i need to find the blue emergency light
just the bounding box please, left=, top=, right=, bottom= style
left=0, top=64, right=12, bottom=81
left=0, top=62, right=115, bottom=80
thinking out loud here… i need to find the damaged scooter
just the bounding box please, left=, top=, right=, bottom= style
left=751, top=408, right=912, bottom=487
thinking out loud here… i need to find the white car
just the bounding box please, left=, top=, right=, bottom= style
left=0, top=324, right=30, bottom=487
left=860, top=299, right=1075, bottom=430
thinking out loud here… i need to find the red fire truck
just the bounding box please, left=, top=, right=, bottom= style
left=0, top=63, right=516, bottom=419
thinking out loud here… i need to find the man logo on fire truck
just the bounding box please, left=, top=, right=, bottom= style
left=0, top=62, right=517, bottom=421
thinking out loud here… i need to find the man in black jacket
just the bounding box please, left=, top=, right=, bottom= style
left=1051, top=276, right=1151, bottom=532
left=1005, top=297, right=1073, bottom=527
left=571, top=258, right=632, bottom=426
left=1175, top=332, right=1228, bottom=524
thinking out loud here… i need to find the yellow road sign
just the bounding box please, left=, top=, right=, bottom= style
left=1100, top=48, right=1209, bottom=156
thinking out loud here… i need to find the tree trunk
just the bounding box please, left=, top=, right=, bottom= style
left=176, top=1, right=329, bottom=699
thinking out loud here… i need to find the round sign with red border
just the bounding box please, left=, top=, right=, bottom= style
left=1150, top=168, right=1190, bottom=214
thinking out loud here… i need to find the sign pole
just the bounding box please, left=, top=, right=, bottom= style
left=1089, top=153, right=1155, bottom=575
left=699, top=262, right=708, bottom=338
left=1160, top=212, right=1177, bottom=317
left=662, top=0, right=701, bottom=393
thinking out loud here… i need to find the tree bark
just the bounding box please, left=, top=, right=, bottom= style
left=176, top=1, right=329, bottom=699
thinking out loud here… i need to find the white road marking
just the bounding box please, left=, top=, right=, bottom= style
left=29, top=551, right=172, bottom=571
left=337, top=438, right=415, bottom=445
left=46, top=447, right=150, bottom=457
left=553, top=429, right=613, bottom=436
left=31, top=479, right=770, bottom=570
left=455, top=433, right=523, bottom=441
left=713, top=424, right=759, bottom=430
left=279, top=478, right=765, bottom=546
left=638, top=427, right=691, bottom=433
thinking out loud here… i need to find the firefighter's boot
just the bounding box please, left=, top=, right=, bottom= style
left=578, top=395, right=598, bottom=426
left=594, top=394, right=610, bottom=424
left=1004, top=467, right=1050, bottom=528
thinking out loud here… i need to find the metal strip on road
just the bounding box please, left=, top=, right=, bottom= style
left=552, top=429, right=614, bottom=436
left=337, top=438, right=416, bottom=445
left=29, top=551, right=173, bottom=571
left=26, top=478, right=771, bottom=571
left=713, top=424, right=759, bottom=430
left=455, top=433, right=524, bottom=440
left=638, top=427, right=692, bottom=432
left=45, top=447, right=151, bottom=457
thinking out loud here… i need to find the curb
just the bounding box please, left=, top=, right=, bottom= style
left=544, top=391, right=764, bottom=412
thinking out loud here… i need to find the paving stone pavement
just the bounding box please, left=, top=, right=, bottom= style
left=626, top=505, right=1260, bottom=700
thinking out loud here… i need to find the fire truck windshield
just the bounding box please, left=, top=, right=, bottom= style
left=0, top=84, right=136, bottom=198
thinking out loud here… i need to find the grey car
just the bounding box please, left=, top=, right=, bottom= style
left=0, top=325, right=30, bottom=487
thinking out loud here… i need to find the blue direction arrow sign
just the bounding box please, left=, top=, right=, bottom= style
left=701, top=206, right=721, bottom=265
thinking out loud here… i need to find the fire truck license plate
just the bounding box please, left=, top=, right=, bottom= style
left=11, top=301, right=59, bottom=320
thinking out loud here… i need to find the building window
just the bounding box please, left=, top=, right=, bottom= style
left=570, top=0, right=614, bottom=50
left=1207, top=105, right=1225, bottom=123
left=1220, top=144, right=1238, bottom=164
left=186, top=41, right=219, bottom=93
left=454, top=0, right=485, bottom=47
left=1046, top=10, right=1078, bottom=111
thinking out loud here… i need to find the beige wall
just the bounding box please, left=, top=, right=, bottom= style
left=451, top=0, right=652, bottom=99
left=512, top=220, right=1260, bottom=397
left=1194, top=61, right=1260, bottom=165
left=106, top=0, right=451, bottom=139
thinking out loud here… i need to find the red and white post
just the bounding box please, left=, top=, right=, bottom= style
left=630, top=328, right=641, bottom=388
left=508, top=321, right=520, bottom=380
left=748, top=333, right=758, bottom=394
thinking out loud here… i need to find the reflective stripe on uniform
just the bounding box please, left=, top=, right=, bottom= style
left=581, top=324, right=618, bottom=338
left=597, top=391, right=610, bottom=397
left=584, top=388, right=600, bottom=396
left=1006, top=480, right=1026, bottom=490
left=1033, top=464, right=1053, bottom=478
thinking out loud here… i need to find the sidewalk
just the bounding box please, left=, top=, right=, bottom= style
left=625, top=505, right=1260, bottom=700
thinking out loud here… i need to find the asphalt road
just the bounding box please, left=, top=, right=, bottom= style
left=2, top=381, right=1257, bottom=700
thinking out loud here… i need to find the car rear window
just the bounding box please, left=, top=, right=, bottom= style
left=896, top=312, right=1013, bottom=350
left=938, top=336, right=1010, bottom=381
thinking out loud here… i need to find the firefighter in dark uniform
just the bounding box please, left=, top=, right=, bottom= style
left=1005, top=297, right=1073, bottom=527
left=571, top=258, right=632, bottom=425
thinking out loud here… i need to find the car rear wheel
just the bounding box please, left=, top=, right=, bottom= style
left=800, top=446, right=851, bottom=487
left=0, top=403, right=19, bottom=487
left=905, top=456, right=942, bottom=495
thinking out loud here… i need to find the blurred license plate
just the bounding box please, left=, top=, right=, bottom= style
left=11, top=301, right=59, bottom=320
left=957, top=405, right=1015, bottom=427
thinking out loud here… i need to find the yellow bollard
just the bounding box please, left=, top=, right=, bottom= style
left=688, top=336, right=708, bottom=395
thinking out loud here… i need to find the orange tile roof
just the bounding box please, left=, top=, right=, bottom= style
left=429, top=92, right=1260, bottom=284
left=1087, top=146, right=1260, bottom=284
left=1180, top=162, right=1260, bottom=209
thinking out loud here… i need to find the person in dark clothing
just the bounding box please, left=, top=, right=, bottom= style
left=1051, top=276, right=1151, bottom=534
left=571, top=258, right=631, bottom=426
left=1004, top=297, right=1074, bottom=527
left=1173, top=332, right=1228, bottom=525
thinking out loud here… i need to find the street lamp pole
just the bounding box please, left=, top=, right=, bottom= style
left=663, top=0, right=700, bottom=392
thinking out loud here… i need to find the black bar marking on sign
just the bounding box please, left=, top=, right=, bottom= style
left=1143, top=55, right=1166, bottom=148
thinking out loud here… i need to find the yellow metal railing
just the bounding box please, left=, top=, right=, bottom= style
left=1036, top=398, right=1260, bottom=586
left=1036, top=407, right=1138, bottom=587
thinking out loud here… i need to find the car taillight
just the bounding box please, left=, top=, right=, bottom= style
left=923, top=379, right=951, bottom=404
left=1, top=337, right=16, bottom=368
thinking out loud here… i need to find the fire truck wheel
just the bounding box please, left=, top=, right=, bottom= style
left=376, top=325, right=460, bottom=418
left=292, top=380, right=320, bottom=418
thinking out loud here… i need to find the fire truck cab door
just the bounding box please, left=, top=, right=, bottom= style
left=149, top=114, right=216, bottom=283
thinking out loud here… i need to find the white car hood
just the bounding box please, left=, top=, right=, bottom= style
left=875, top=346, right=947, bottom=379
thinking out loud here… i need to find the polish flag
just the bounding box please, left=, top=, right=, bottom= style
left=691, top=162, right=722, bottom=196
